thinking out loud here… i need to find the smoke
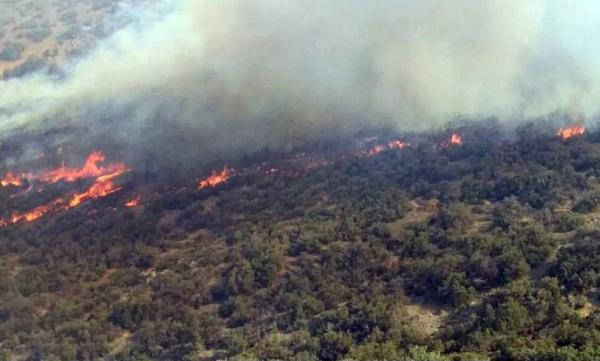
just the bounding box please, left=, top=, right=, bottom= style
left=0, top=0, right=598, bottom=163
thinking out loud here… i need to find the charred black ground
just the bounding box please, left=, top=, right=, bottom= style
left=2, top=121, right=600, bottom=360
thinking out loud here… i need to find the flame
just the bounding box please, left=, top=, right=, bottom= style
left=19, top=202, right=60, bottom=222
left=1, top=151, right=128, bottom=189
left=368, top=144, right=387, bottom=156
left=449, top=133, right=463, bottom=145
left=359, top=139, right=409, bottom=157
left=199, top=166, right=233, bottom=189
left=387, top=140, right=409, bottom=150
left=0, top=152, right=130, bottom=226
left=557, top=125, right=585, bottom=140
left=37, top=151, right=128, bottom=184
left=68, top=171, right=125, bottom=208
left=1, top=172, right=24, bottom=187
left=442, top=133, right=463, bottom=147
left=125, top=195, right=142, bottom=208
left=0, top=199, right=65, bottom=227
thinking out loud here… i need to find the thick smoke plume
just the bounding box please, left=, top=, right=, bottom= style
left=0, top=0, right=599, bottom=163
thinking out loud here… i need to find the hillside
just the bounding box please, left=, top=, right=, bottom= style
left=1, top=122, right=600, bottom=360
left=0, top=0, right=153, bottom=78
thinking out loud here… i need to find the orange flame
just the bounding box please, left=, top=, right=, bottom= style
left=387, top=140, right=409, bottom=150
left=442, top=133, right=463, bottom=147
left=125, top=195, right=142, bottom=208
left=199, top=166, right=233, bottom=189
left=0, top=172, right=24, bottom=187
left=361, top=139, right=409, bottom=157
left=37, top=151, right=128, bottom=184
left=449, top=133, right=463, bottom=145
left=1, top=151, right=128, bottom=188
left=68, top=171, right=125, bottom=208
left=0, top=199, right=65, bottom=227
left=557, top=125, right=585, bottom=140
left=0, top=152, right=130, bottom=226
left=368, top=145, right=386, bottom=156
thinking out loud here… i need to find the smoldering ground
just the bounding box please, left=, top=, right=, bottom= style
left=1, top=0, right=600, bottom=168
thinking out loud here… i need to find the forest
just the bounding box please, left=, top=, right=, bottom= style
left=2, top=121, right=600, bottom=360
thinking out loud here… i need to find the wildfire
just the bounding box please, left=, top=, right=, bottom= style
left=388, top=140, right=409, bottom=150
left=37, top=151, right=128, bottom=184
left=1, top=172, right=24, bottom=187
left=0, top=152, right=130, bottom=227
left=199, top=166, right=233, bottom=189
left=0, top=151, right=128, bottom=189
left=442, top=133, right=463, bottom=147
left=360, top=139, right=409, bottom=157
left=557, top=125, right=585, bottom=140
left=0, top=199, right=64, bottom=227
left=367, top=145, right=386, bottom=156
left=68, top=171, right=125, bottom=208
left=125, top=195, right=142, bottom=208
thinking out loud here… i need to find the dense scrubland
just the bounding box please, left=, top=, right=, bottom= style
left=1, top=121, right=600, bottom=360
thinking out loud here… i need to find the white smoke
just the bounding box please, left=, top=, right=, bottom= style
left=0, top=0, right=598, bottom=157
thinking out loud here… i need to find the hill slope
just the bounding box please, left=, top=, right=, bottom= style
left=2, top=123, right=600, bottom=360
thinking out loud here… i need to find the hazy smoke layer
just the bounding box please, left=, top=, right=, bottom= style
left=0, top=0, right=598, bottom=161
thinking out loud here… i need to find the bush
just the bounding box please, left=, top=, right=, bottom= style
left=0, top=42, right=25, bottom=61
left=2, top=56, right=47, bottom=79
left=26, top=29, right=51, bottom=43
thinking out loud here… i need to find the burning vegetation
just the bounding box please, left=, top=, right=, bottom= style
left=0, top=151, right=130, bottom=226
left=0, top=151, right=128, bottom=189
left=198, top=138, right=411, bottom=190
left=0, top=201, right=59, bottom=227
left=0, top=172, right=23, bottom=187
left=198, top=166, right=234, bottom=189
left=7, top=125, right=584, bottom=229
left=36, top=151, right=128, bottom=184
left=359, top=139, right=409, bottom=157
left=557, top=125, right=586, bottom=140
left=67, top=171, right=126, bottom=208
left=125, top=195, right=142, bottom=208
left=4, top=123, right=600, bottom=361
left=442, top=133, right=463, bottom=147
